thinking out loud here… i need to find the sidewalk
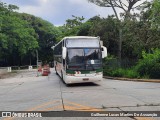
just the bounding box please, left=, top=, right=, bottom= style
left=103, top=76, right=160, bottom=83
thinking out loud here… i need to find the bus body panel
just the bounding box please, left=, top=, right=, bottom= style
left=55, top=61, right=63, bottom=77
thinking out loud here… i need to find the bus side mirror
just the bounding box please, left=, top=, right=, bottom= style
left=102, top=46, right=107, bottom=58
left=51, top=46, right=55, bottom=50
left=62, top=47, right=67, bottom=59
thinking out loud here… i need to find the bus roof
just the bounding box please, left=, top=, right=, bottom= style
left=52, top=36, right=100, bottom=48
left=63, top=36, right=99, bottom=39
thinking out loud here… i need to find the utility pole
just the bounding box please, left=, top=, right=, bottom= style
left=36, top=50, right=39, bottom=76
left=36, top=50, right=38, bottom=68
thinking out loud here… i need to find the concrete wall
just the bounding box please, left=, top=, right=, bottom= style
left=0, top=68, right=7, bottom=76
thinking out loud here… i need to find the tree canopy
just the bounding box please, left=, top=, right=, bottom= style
left=88, top=0, right=147, bottom=19
left=0, top=1, right=160, bottom=67
left=0, top=2, right=60, bottom=66
left=150, top=0, right=160, bottom=30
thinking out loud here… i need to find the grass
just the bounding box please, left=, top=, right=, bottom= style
left=104, top=67, right=140, bottom=79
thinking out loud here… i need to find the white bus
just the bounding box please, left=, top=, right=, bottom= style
left=51, top=36, right=107, bottom=84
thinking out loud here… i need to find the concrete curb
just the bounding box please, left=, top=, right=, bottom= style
left=103, top=76, right=160, bottom=83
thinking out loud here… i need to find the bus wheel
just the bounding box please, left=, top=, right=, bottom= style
left=55, top=66, right=58, bottom=75
left=61, top=71, right=63, bottom=81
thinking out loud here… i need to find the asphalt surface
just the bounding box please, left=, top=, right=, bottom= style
left=0, top=68, right=160, bottom=120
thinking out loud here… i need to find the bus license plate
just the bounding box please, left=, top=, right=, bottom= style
left=83, top=78, right=89, bottom=81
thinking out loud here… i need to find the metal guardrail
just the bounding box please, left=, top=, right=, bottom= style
left=0, top=65, right=37, bottom=73
left=0, top=67, right=7, bottom=74
left=10, top=65, right=37, bottom=70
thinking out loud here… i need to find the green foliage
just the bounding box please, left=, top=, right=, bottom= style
left=0, top=4, right=39, bottom=65
left=0, top=3, right=38, bottom=54
left=0, top=2, right=60, bottom=66
left=103, top=55, right=139, bottom=78
left=77, top=21, right=92, bottom=36
left=19, top=13, right=61, bottom=62
left=64, top=15, right=84, bottom=29
left=88, top=16, right=120, bottom=55
left=56, top=2, right=160, bottom=61
left=104, top=49, right=160, bottom=79
left=1, top=0, right=160, bottom=74
left=136, top=49, right=160, bottom=79
left=124, top=69, right=139, bottom=78
left=58, top=15, right=85, bottom=40
left=104, top=67, right=139, bottom=78
left=150, top=0, right=160, bottom=30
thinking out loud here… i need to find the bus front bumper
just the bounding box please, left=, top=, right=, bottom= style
left=64, top=74, right=103, bottom=84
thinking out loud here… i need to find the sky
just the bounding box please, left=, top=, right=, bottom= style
left=1, top=0, right=115, bottom=26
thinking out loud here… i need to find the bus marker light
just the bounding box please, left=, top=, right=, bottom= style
left=67, top=74, right=75, bottom=76
left=75, top=71, right=81, bottom=74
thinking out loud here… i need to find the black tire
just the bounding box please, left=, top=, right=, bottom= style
left=55, top=66, right=58, bottom=75
left=66, top=83, right=71, bottom=87
left=61, top=71, right=63, bottom=81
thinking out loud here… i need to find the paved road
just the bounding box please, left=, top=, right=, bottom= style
left=0, top=68, right=160, bottom=120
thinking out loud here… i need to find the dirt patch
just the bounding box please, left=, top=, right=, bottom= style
left=0, top=72, right=18, bottom=79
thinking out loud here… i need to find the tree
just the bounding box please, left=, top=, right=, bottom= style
left=77, top=21, right=92, bottom=36
left=64, top=15, right=85, bottom=29
left=118, top=4, right=160, bottom=59
left=88, top=0, right=147, bottom=65
left=88, top=16, right=120, bottom=56
left=150, top=0, right=160, bottom=30
left=0, top=2, right=62, bottom=65
left=88, top=0, right=146, bottom=19
left=19, top=13, right=61, bottom=62
left=0, top=2, right=38, bottom=65
left=58, top=15, right=85, bottom=39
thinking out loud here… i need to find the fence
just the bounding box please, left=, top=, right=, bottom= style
left=0, top=65, right=37, bottom=73
left=0, top=67, right=8, bottom=74
left=10, top=65, right=37, bottom=70
left=104, top=58, right=138, bottom=69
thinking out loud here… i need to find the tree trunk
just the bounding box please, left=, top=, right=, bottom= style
left=118, top=28, right=122, bottom=67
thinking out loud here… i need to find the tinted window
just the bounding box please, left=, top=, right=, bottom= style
left=67, top=48, right=102, bottom=70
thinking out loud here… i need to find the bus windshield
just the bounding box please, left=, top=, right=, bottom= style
left=67, top=48, right=102, bottom=70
